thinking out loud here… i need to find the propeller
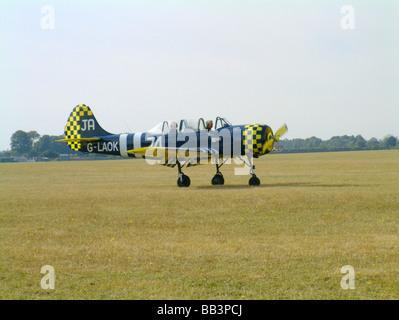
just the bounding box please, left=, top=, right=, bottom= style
left=262, top=124, right=288, bottom=154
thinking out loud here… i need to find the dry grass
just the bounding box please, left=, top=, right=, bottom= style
left=0, top=150, right=398, bottom=299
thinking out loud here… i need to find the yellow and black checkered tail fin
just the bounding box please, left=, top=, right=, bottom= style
left=61, top=104, right=111, bottom=151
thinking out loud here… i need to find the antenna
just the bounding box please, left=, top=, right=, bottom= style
left=123, top=120, right=132, bottom=133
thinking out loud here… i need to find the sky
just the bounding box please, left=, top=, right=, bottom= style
left=1, top=0, right=398, bottom=150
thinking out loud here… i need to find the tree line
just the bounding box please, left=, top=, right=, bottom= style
left=1, top=130, right=398, bottom=159
left=1, top=130, right=79, bottom=159
left=278, top=134, right=398, bottom=153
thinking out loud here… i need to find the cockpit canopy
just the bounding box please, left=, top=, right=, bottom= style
left=147, top=117, right=232, bottom=135
left=214, top=117, right=232, bottom=130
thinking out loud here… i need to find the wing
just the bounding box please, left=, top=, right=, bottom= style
left=126, top=146, right=219, bottom=166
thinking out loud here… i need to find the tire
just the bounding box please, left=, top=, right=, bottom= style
left=211, top=173, right=225, bottom=185
left=249, top=175, right=260, bottom=186
left=177, top=174, right=191, bottom=187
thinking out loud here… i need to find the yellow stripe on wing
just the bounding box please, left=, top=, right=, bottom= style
left=126, top=147, right=213, bottom=159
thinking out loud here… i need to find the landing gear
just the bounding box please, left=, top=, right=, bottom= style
left=247, top=158, right=260, bottom=186
left=177, top=161, right=191, bottom=187
left=177, top=174, right=191, bottom=187
left=174, top=157, right=261, bottom=187
left=249, top=175, right=260, bottom=186
left=211, top=173, right=224, bottom=185
left=211, top=161, right=226, bottom=185
left=238, top=156, right=261, bottom=186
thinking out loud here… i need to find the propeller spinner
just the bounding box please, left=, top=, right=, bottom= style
left=262, top=124, right=288, bottom=154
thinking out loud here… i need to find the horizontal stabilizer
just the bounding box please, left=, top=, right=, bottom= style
left=56, top=137, right=101, bottom=142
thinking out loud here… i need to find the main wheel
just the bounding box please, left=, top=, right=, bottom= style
left=249, top=175, right=260, bottom=186
left=211, top=173, right=224, bottom=185
left=177, top=174, right=191, bottom=187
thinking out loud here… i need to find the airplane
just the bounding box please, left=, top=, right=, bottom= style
left=57, top=104, right=287, bottom=187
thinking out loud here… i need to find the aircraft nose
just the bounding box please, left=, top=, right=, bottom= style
left=263, top=126, right=274, bottom=154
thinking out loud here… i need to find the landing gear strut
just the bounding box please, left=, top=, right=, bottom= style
left=247, top=157, right=260, bottom=186
left=211, top=163, right=225, bottom=185
left=211, top=159, right=229, bottom=185
left=238, top=156, right=261, bottom=186
left=177, top=161, right=190, bottom=187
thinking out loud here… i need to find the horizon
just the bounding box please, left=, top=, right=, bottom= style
left=1, top=126, right=396, bottom=153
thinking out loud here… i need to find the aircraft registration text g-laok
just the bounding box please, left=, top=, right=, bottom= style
left=81, top=131, right=155, bottom=156
left=87, top=141, right=119, bottom=153
left=84, top=132, right=156, bottom=157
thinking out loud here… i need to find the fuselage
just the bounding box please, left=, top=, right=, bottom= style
left=80, top=124, right=273, bottom=159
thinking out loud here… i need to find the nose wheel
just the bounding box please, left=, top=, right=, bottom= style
left=248, top=160, right=261, bottom=186
left=238, top=156, right=261, bottom=186
left=249, top=174, right=260, bottom=186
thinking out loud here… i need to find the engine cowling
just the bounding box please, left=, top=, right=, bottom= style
left=242, top=124, right=274, bottom=158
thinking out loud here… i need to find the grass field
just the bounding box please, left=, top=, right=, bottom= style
left=0, top=150, right=398, bottom=299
